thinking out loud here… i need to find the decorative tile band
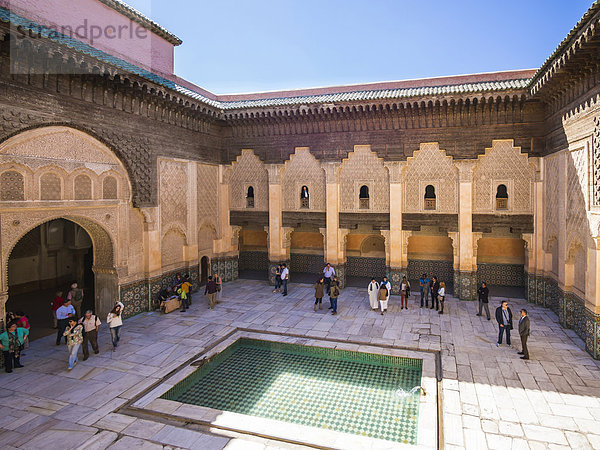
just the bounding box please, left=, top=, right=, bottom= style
left=477, top=263, right=525, bottom=287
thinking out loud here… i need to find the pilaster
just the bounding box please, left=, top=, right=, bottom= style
left=456, top=160, right=476, bottom=300
left=385, top=161, right=405, bottom=270
left=324, top=163, right=341, bottom=265
left=140, top=206, right=161, bottom=278
left=267, top=164, right=284, bottom=262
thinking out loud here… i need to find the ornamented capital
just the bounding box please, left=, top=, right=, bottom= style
left=231, top=225, right=242, bottom=247
left=384, top=161, right=406, bottom=184
left=266, top=164, right=283, bottom=184
left=455, top=160, right=476, bottom=182
left=322, top=162, right=341, bottom=183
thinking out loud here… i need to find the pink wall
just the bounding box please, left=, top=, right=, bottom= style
left=4, top=0, right=175, bottom=76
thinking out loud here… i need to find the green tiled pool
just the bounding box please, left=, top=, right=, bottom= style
left=161, top=338, right=423, bottom=444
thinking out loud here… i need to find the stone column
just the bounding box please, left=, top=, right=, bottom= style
left=212, top=166, right=238, bottom=281
left=385, top=161, right=405, bottom=293
left=323, top=163, right=343, bottom=281
left=532, top=158, right=544, bottom=304
left=184, top=161, right=199, bottom=270
left=522, top=233, right=536, bottom=303
left=336, top=228, right=350, bottom=288
left=267, top=165, right=285, bottom=283
left=456, top=160, right=476, bottom=300
left=588, top=237, right=600, bottom=358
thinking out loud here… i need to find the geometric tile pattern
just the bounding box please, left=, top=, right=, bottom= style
left=0, top=169, right=24, bottom=200
left=346, top=256, right=386, bottom=278
left=290, top=252, right=324, bottom=274
left=239, top=250, right=268, bottom=271
left=162, top=339, right=422, bottom=444
left=407, top=259, right=454, bottom=293
left=477, top=263, right=525, bottom=287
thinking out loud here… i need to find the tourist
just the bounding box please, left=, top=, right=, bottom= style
left=378, top=282, right=389, bottom=315
left=14, top=311, right=30, bottom=354
left=50, top=290, right=64, bottom=328
left=214, top=273, right=222, bottom=302
left=79, top=310, right=101, bottom=360
left=381, top=276, right=391, bottom=302
left=0, top=321, right=27, bottom=373
left=329, top=278, right=340, bottom=315
left=67, top=282, right=84, bottom=318
left=518, top=309, right=530, bottom=360
left=55, top=299, right=76, bottom=345
left=495, top=300, right=513, bottom=347
left=204, top=275, right=218, bottom=309
left=419, top=273, right=430, bottom=308
left=438, top=282, right=446, bottom=314
left=314, top=277, right=324, bottom=311
left=323, top=263, right=335, bottom=295
left=400, top=276, right=410, bottom=310
left=173, top=273, right=183, bottom=291
left=63, top=317, right=83, bottom=370
left=476, top=282, right=490, bottom=320
left=430, top=276, right=440, bottom=311
left=280, top=263, right=289, bottom=296
left=178, top=284, right=189, bottom=312
left=368, top=277, right=379, bottom=310
left=182, top=274, right=193, bottom=304
left=273, top=264, right=282, bottom=293
left=107, top=304, right=123, bottom=351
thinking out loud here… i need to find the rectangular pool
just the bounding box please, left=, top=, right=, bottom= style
left=161, top=338, right=423, bottom=444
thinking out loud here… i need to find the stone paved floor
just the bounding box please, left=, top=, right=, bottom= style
left=1, top=280, right=600, bottom=449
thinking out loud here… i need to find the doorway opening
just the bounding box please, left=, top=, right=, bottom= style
left=200, top=256, right=210, bottom=285
left=6, top=219, right=94, bottom=340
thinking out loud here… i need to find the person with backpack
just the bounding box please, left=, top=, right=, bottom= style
left=79, top=310, right=101, bottom=360
left=329, top=277, right=340, bottom=315
left=378, top=283, right=389, bottom=315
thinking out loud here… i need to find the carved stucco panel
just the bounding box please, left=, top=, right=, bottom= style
left=281, top=148, right=325, bottom=212
left=228, top=150, right=268, bottom=211
left=197, top=163, right=219, bottom=238
left=403, top=143, right=458, bottom=213
left=159, top=159, right=188, bottom=235
left=473, top=140, right=534, bottom=214
left=339, top=146, right=389, bottom=212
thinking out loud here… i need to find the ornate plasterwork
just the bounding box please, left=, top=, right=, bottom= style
left=473, top=140, right=535, bottom=214
left=228, top=149, right=268, bottom=211
left=403, top=143, right=458, bottom=213
left=197, top=163, right=219, bottom=239
left=0, top=170, right=24, bottom=200
left=566, top=147, right=589, bottom=240
left=281, top=148, right=325, bottom=212
left=544, top=154, right=560, bottom=241
left=339, top=146, right=389, bottom=212
left=159, top=159, right=188, bottom=236
left=161, top=227, right=186, bottom=268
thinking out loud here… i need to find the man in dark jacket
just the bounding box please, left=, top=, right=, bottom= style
left=495, top=300, right=513, bottom=347
left=204, top=276, right=218, bottom=310
left=518, top=309, right=530, bottom=360
left=430, top=277, right=440, bottom=311
left=476, top=282, right=490, bottom=320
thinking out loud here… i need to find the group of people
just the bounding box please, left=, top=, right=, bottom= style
left=313, top=263, right=341, bottom=315
left=158, top=273, right=195, bottom=312
left=54, top=297, right=125, bottom=370
left=272, top=264, right=290, bottom=296
left=417, top=274, right=448, bottom=313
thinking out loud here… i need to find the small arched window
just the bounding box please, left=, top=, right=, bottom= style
left=424, top=185, right=436, bottom=210
left=1, top=170, right=24, bottom=201
left=246, top=186, right=255, bottom=208
left=102, top=176, right=118, bottom=199
left=300, top=185, right=309, bottom=208
left=359, top=185, right=369, bottom=209
left=496, top=184, right=508, bottom=210
left=74, top=174, right=92, bottom=200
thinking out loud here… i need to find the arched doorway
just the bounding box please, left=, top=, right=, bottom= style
left=200, top=256, right=210, bottom=285
left=476, top=236, right=526, bottom=298
left=289, top=227, right=324, bottom=284
left=6, top=219, right=95, bottom=340
left=407, top=234, right=454, bottom=294
left=238, top=226, right=268, bottom=280
left=345, top=233, right=386, bottom=287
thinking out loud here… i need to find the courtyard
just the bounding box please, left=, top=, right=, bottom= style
left=1, top=280, right=599, bottom=449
